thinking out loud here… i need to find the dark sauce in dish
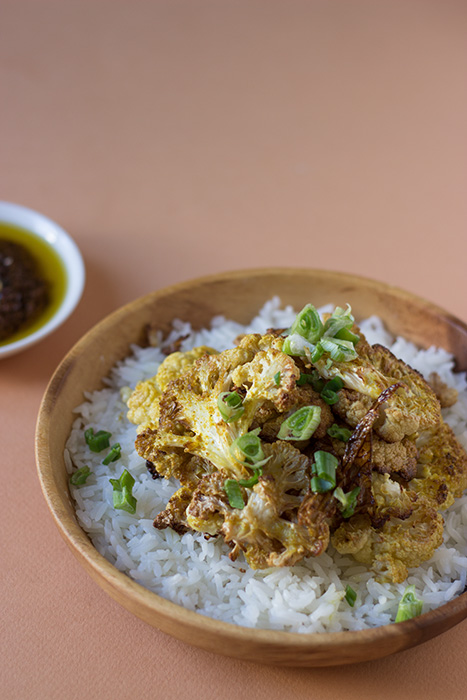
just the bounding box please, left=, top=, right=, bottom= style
left=0, top=223, right=67, bottom=345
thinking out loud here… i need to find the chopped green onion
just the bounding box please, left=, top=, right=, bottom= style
left=310, top=342, right=324, bottom=363
left=84, top=428, right=112, bottom=453
left=217, top=391, right=245, bottom=423
left=296, top=373, right=313, bottom=386
left=102, top=443, right=121, bottom=465
left=345, top=585, right=357, bottom=607
left=320, top=376, right=345, bottom=405
left=323, top=305, right=355, bottom=339
left=320, top=337, right=357, bottom=362
left=238, top=467, right=262, bottom=488
left=273, top=371, right=281, bottom=386
left=289, top=304, right=323, bottom=343
left=283, top=303, right=359, bottom=361
left=334, top=327, right=360, bottom=345
left=311, top=475, right=335, bottom=493
left=333, top=486, right=360, bottom=518
left=70, top=465, right=91, bottom=486
left=277, top=405, right=322, bottom=441
left=323, top=317, right=353, bottom=340
left=323, top=377, right=344, bottom=392
left=296, top=371, right=325, bottom=392
left=312, top=451, right=337, bottom=490
left=283, top=333, right=310, bottom=356
left=327, top=424, right=352, bottom=442
left=331, top=337, right=358, bottom=360
left=321, top=389, right=339, bottom=405
left=395, top=585, right=423, bottom=622
left=231, top=428, right=269, bottom=466
left=224, top=479, right=245, bottom=509
left=310, top=371, right=326, bottom=392
left=109, top=469, right=137, bottom=513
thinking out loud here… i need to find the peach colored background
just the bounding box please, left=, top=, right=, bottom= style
left=1, top=1, right=467, bottom=698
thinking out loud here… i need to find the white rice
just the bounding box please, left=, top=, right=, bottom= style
left=66, top=298, right=467, bottom=632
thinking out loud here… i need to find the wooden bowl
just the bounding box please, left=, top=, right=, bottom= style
left=35, top=268, right=467, bottom=666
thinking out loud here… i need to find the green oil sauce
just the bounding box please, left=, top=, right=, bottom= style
left=0, top=222, right=68, bottom=346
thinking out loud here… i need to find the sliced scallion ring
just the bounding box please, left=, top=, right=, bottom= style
left=238, top=467, right=262, bottom=488
left=289, top=304, right=323, bottom=344
left=327, top=424, right=352, bottom=442
left=277, top=405, right=322, bottom=441
left=282, top=333, right=311, bottom=357
left=102, top=443, right=121, bottom=465
left=312, top=450, right=338, bottom=490
left=311, top=475, right=335, bottom=493
left=217, top=391, right=245, bottom=423
left=320, top=375, right=345, bottom=405
left=334, top=327, right=360, bottom=344
left=231, top=428, right=269, bottom=466
left=84, top=428, right=112, bottom=453
left=395, top=585, right=423, bottom=622
left=320, top=337, right=358, bottom=362
left=311, top=342, right=324, bottom=363
left=296, top=373, right=313, bottom=386
left=333, top=485, right=360, bottom=518
left=322, top=305, right=354, bottom=338
left=69, top=465, right=91, bottom=486
left=224, top=479, right=245, bottom=509
left=323, top=376, right=344, bottom=392
left=109, top=469, right=137, bottom=514
left=345, top=585, right=357, bottom=607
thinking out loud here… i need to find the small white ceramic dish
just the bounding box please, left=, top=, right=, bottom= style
left=0, top=201, right=85, bottom=359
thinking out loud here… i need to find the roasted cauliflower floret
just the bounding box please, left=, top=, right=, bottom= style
left=410, top=422, right=467, bottom=509
left=427, top=372, right=458, bottom=408
left=221, top=443, right=326, bottom=568
left=126, top=375, right=161, bottom=432
left=136, top=334, right=300, bottom=480
left=153, top=485, right=193, bottom=534
left=155, top=441, right=324, bottom=568
left=127, top=345, right=216, bottom=431
left=332, top=492, right=444, bottom=583
left=316, top=338, right=442, bottom=442
left=370, top=472, right=416, bottom=524
left=371, top=437, right=419, bottom=481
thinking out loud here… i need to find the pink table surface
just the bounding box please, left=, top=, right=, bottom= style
left=1, top=2, right=467, bottom=698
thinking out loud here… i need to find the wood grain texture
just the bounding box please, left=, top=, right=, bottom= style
left=35, top=268, right=467, bottom=666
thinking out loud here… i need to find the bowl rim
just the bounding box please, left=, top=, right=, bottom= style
left=0, top=201, right=85, bottom=358
left=35, top=267, right=467, bottom=664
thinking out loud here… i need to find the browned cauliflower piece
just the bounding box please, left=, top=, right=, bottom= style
left=369, top=472, right=416, bottom=524
left=332, top=492, right=444, bottom=583
left=176, top=442, right=328, bottom=568
left=410, top=422, right=467, bottom=509
left=153, top=485, right=193, bottom=534
left=333, top=389, right=374, bottom=432
left=427, top=372, right=458, bottom=408
left=371, top=436, right=419, bottom=481
left=127, top=346, right=216, bottom=431
left=127, top=375, right=161, bottom=432
left=316, top=336, right=442, bottom=442
left=221, top=443, right=327, bottom=568
left=136, top=333, right=300, bottom=480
